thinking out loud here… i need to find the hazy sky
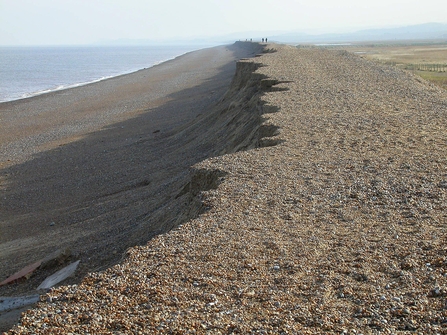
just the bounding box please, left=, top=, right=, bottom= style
left=1, top=0, right=446, bottom=45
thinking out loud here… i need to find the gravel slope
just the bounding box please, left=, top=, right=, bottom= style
left=0, top=42, right=263, bottom=331
left=5, top=44, right=447, bottom=334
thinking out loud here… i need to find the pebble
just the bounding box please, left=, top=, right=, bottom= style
left=6, top=43, right=447, bottom=334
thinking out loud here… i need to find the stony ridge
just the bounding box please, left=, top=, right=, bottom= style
left=7, top=44, right=447, bottom=334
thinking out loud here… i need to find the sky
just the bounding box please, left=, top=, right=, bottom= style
left=0, top=0, right=446, bottom=46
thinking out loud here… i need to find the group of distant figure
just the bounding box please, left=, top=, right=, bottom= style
left=245, top=38, right=268, bottom=43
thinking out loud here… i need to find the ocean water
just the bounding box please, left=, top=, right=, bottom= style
left=0, top=45, right=202, bottom=103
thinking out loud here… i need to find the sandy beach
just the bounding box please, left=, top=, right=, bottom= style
left=3, top=42, right=447, bottom=334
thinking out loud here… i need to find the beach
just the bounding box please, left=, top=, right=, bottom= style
left=0, top=42, right=263, bottom=329
left=3, top=42, right=447, bottom=333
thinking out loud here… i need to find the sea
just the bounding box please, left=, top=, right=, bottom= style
left=0, top=45, right=204, bottom=103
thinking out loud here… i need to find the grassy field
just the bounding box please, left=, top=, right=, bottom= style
left=345, top=42, right=447, bottom=90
